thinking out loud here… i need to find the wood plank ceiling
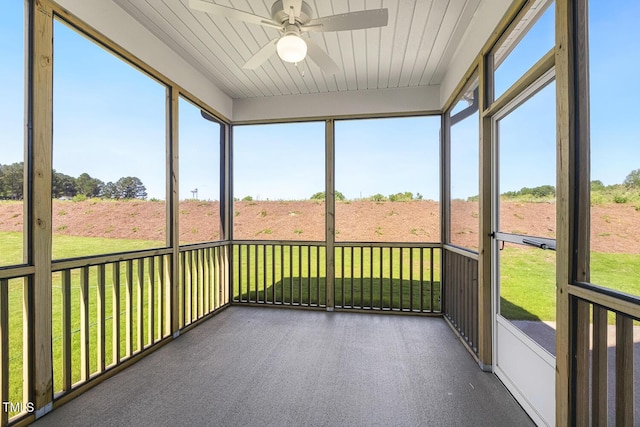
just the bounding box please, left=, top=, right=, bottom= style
left=111, top=0, right=482, bottom=100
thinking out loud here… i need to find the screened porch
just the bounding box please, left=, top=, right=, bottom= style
left=1, top=0, right=639, bottom=426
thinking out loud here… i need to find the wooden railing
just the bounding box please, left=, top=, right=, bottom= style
left=334, top=243, right=441, bottom=313
left=232, top=241, right=440, bottom=313
left=0, top=242, right=231, bottom=426
left=442, top=246, right=479, bottom=355
left=51, top=250, right=172, bottom=396
left=46, top=243, right=229, bottom=402
left=232, top=241, right=327, bottom=308
left=569, top=283, right=639, bottom=425
left=178, top=243, right=228, bottom=329
left=0, top=267, right=33, bottom=425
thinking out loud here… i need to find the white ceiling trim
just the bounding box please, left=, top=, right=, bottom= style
left=233, top=85, right=441, bottom=123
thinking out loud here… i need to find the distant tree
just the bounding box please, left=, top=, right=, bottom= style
left=623, top=169, right=640, bottom=188
left=101, top=182, right=118, bottom=199
left=311, top=191, right=345, bottom=201
left=241, top=195, right=253, bottom=201
left=590, top=180, right=605, bottom=191
left=52, top=170, right=78, bottom=198
left=75, top=173, right=104, bottom=197
left=0, top=162, right=24, bottom=199
left=521, top=185, right=555, bottom=198
left=115, top=176, right=147, bottom=199
left=503, top=185, right=555, bottom=198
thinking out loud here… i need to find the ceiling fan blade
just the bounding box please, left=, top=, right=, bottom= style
left=304, top=9, right=388, bottom=32
left=305, top=39, right=339, bottom=75
left=189, top=0, right=282, bottom=30
left=283, top=0, right=302, bottom=24
left=242, top=39, right=278, bottom=70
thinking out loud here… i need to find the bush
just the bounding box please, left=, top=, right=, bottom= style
left=388, top=192, right=414, bottom=202
left=72, top=194, right=87, bottom=202
left=242, top=195, right=253, bottom=202
left=590, top=192, right=606, bottom=205
left=614, top=194, right=629, bottom=204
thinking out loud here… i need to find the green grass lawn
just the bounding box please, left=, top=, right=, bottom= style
left=0, top=231, right=165, bottom=265
left=499, top=247, right=640, bottom=322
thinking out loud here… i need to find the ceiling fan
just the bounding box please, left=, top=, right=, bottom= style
left=188, top=0, right=389, bottom=74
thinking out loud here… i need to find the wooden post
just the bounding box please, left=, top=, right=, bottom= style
left=28, top=0, right=54, bottom=416
left=572, top=30, right=592, bottom=427
left=556, top=0, right=576, bottom=423
left=476, top=54, right=493, bottom=370
left=224, top=124, right=232, bottom=306
left=441, top=113, right=451, bottom=246
left=167, top=87, right=180, bottom=337
left=591, top=305, right=607, bottom=423
left=1, top=279, right=8, bottom=427
left=440, top=114, right=450, bottom=315
left=615, top=314, right=634, bottom=426
left=325, top=120, right=335, bottom=310
left=556, top=0, right=591, bottom=423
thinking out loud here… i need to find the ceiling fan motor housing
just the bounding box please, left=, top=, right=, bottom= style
left=271, top=0, right=313, bottom=25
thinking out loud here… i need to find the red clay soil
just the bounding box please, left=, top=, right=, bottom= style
left=0, top=199, right=638, bottom=253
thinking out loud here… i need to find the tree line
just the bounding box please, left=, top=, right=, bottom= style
left=0, top=162, right=147, bottom=200
left=310, top=191, right=424, bottom=202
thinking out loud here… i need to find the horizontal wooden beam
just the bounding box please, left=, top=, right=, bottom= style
left=51, top=248, right=173, bottom=271
left=443, top=245, right=479, bottom=260
left=569, top=284, right=640, bottom=320
left=483, top=48, right=555, bottom=118
left=0, top=266, right=35, bottom=280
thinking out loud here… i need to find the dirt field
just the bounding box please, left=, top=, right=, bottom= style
left=0, top=199, right=638, bottom=253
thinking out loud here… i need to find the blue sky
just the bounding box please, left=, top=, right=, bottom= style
left=1, top=1, right=639, bottom=201
left=179, top=97, right=221, bottom=201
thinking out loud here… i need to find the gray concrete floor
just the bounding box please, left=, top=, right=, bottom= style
left=35, top=306, right=534, bottom=427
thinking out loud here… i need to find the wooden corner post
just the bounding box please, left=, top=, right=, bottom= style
left=223, top=123, right=232, bottom=306
left=556, top=0, right=591, bottom=423
left=477, top=54, right=493, bottom=370
left=325, top=120, right=335, bottom=310
left=167, top=87, right=180, bottom=336
left=28, top=0, right=54, bottom=416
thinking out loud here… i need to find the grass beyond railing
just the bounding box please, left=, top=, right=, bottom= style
left=232, top=242, right=441, bottom=313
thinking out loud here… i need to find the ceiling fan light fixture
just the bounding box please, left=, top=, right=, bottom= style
left=276, top=34, right=307, bottom=63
